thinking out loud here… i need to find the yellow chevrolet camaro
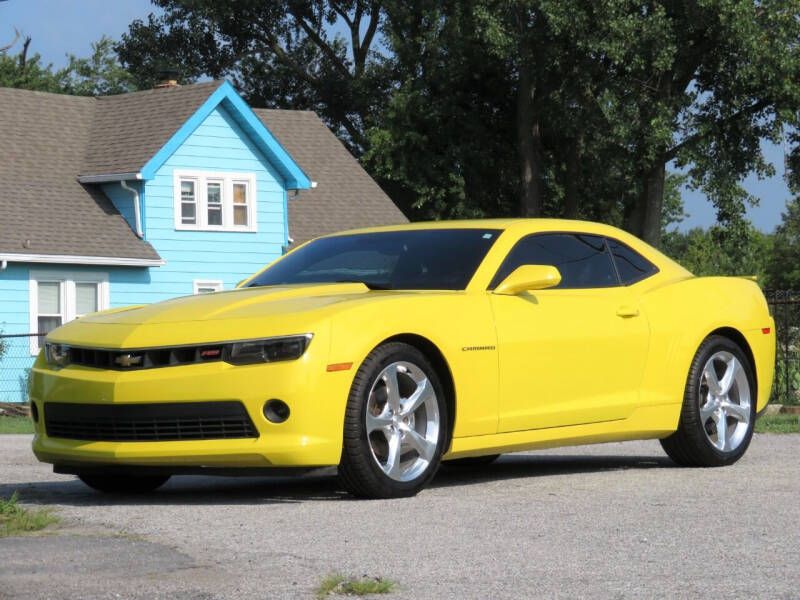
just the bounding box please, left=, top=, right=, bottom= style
left=31, top=219, right=775, bottom=498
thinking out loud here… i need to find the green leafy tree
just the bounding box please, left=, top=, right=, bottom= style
left=62, top=37, right=138, bottom=96
left=363, top=0, right=518, bottom=219
left=0, top=36, right=137, bottom=96
left=662, top=223, right=772, bottom=280
left=764, top=198, right=800, bottom=289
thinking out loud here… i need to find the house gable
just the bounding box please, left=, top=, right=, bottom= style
left=137, top=101, right=294, bottom=301
left=140, top=82, right=311, bottom=190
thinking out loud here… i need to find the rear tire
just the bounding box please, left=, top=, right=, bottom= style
left=78, top=473, right=170, bottom=493
left=660, top=335, right=755, bottom=467
left=338, top=342, right=448, bottom=499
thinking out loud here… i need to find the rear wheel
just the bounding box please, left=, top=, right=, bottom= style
left=78, top=473, right=171, bottom=493
left=660, top=335, right=755, bottom=467
left=338, top=342, right=447, bottom=498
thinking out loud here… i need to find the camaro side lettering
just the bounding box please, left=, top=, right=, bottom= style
left=461, top=345, right=496, bottom=352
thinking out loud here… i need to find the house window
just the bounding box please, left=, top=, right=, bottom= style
left=193, top=280, right=223, bottom=294
left=173, top=170, right=257, bottom=232
left=181, top=180, right=197, bottom=225
left=29, top=271, right=109, bottom=354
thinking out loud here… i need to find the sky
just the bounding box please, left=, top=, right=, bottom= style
left=1, top=0, right=793, bottom=233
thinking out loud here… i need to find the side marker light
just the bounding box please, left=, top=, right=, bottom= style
left=326, top=362, right=353, bottom=372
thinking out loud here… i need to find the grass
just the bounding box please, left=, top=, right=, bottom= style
left=0, top=492, right=59, bottom=538
left=0, top=416, right=34, bottom=434
left=314, top=574, right=396, bottom=598
left=755, top=413, right=800, bottom=434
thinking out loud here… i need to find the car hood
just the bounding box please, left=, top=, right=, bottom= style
left=44, top=283, right=374, bottom=349
left=84, top=282, right=372, bottom=325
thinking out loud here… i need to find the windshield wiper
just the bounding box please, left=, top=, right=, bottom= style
left=334, top=279, right=392, bottom=290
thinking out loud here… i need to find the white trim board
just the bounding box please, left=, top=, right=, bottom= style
left=173, top=169, right=258, bottom=233
left=0, top=253, right=165, bottom=267
left=28, top=269, right=111, bottom=355
left=193, top=279, right=224, bottom=294
left=77, top=173, right=143, bottom=183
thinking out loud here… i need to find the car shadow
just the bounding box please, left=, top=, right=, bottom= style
left=2, top=452, right=676, bottom=508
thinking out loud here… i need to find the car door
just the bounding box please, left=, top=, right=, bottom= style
left=489, top=233, right=651, bottom=433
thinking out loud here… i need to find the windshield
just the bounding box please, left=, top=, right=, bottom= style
left=247, top=228, right=501, bottom=290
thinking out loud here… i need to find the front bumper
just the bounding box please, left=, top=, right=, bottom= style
left=30, top=342, right=354, bottom=471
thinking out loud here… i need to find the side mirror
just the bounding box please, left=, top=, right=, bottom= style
left=493, top=265, right=561, bottom=295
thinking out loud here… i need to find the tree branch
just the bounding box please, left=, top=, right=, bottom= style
left=18, top=36, right=30, bottom=75
left=253, top=31, right=322, bottom=88
left=330, top=2, right=354, bottom=28
left=289, top=11, right=353, bottom=80
left=355, top=2, right=380, bottom=73
left=0, top=27, right=20, bottom=53
left=663, top=98, right=772, bottom=162
left=350, top=2, right=364, bottom=67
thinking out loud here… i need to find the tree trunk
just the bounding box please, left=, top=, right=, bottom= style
left=640, top=162, right=665, bottom=247
left=516, top=65, right=542, bottom=217
left=563, top=138, right=580, bottom=218
left=624, top=193, right=644, bottom=238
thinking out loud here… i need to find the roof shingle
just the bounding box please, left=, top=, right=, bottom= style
left=254, top=109, right=407, bottom=245
left=81, top=80, right=224, bottom=176
left=0, top=87, right=160, bottom=260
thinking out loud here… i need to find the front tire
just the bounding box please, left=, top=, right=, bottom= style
left=660, top=335, right=756, bottom=467
left=338, top=342, right=448, bottom=498
left=78, top=473, right=171, bottom=493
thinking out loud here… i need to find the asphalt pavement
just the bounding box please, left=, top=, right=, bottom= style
left=1, top=433, right=798, bottom=599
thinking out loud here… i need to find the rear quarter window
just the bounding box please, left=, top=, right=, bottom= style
left=607, top=238, right=659, bottom=285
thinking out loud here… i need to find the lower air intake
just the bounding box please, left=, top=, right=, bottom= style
left=44, top=401, right=258, bottom=442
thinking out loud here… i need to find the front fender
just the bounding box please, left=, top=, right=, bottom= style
left=327, top=292, right=499, bottom=437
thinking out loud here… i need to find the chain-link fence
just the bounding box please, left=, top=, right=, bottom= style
left=765, top=290, right=800, bottom=405
left=0, top=334, right=42, bottom=404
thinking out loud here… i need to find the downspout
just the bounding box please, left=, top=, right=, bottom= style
left=120, top=180, right=143, bottom=238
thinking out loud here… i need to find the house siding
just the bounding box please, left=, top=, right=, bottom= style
left=139, top=103, right=286, bottom=302
left=0, top=264, right=32, bottom=402
left=102, top=182, right=141, bottom=237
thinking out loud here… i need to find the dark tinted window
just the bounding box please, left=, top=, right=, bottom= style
left=248, top=229, right=501, bottom=290
left=607, top=238, right=658, bottom=285
left=490, top=233, right=618, bottom=289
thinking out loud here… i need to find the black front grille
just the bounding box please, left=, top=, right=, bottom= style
left=44, top=401, right=258, bottom=442
left=66, top=344, right=226, bottom=370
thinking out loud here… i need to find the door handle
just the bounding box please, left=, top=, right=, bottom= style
left=616, top=305, right=640, bottom=318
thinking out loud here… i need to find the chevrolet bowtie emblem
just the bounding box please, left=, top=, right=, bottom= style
left=115, top=353, right=143, bottom=367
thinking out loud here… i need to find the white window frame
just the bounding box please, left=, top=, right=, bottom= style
left=28, top=270, right=110, bottom=355
left=173, top=170, right=257, bottom=233
left=193, top=279, right=223, bottom=294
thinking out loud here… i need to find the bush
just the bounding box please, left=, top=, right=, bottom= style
left=772, top=358, right=800, bottom=405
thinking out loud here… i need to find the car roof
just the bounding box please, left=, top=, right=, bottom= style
left=324, top=218, right=693, bottom=280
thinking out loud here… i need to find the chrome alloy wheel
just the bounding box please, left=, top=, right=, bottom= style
left=365, top=361, right=441, bottom=482
left=698, top=351, right=751, bottom=452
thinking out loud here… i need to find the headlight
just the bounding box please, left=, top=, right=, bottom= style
left=45, top=343, right=70, bottom=367
left=225, top=334, right=312, bottom=365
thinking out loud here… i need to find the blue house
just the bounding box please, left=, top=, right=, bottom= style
left=0, top=80, right=406, bottom=402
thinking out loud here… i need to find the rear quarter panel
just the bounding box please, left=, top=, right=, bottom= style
left=640, top=277, right=775, bottom=417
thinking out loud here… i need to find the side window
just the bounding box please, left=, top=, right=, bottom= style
left=490, top=233, right=619, bottom=289
left=607, top=238, right=658, bottom=285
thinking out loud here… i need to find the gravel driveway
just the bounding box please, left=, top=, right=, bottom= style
left=1, top=433, right=798, bottom=600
